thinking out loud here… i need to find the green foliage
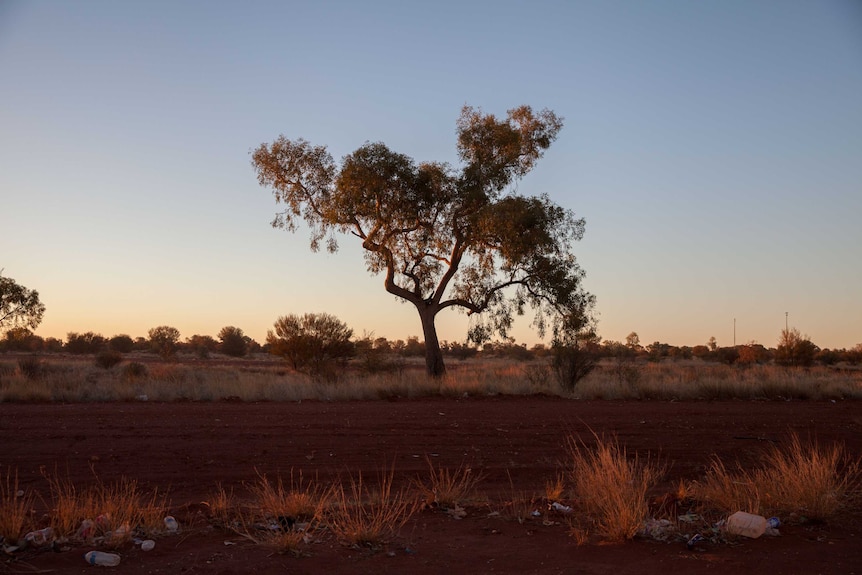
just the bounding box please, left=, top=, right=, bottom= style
left=186, top=334, right=218, bottom=359
left=552, top=344, right=598, bottom=392
left=108, top=334, right=135, bottom=353
left=401, top=336, right=425, bottom=357
left=95, top=350, right=123, bottom=370
left=218, top=326, right=248, bottom=357
left=0, top=273, right=46, bottom=333
left=713, top=346, right=739, bottom=365
left=775, top=328, right=818, bottom=367
left=65, top=332, right=106, bottom=354
left=267, top=313, right=355, bottom=380
left=253, top=105, right=592, bottom=377
left=2, top=327, right=42, bottom=352
left=443, top=341, right=478, bottom=361
left=354, top=334, right=403, bottom=374
left=148, top=326, right=180, bottom=359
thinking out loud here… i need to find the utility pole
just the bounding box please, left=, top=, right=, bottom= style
left=733, top=318, right=736, bottom=347
left=785, top=312, right=788, bottom=333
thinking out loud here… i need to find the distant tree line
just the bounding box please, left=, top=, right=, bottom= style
left=1, top=320, right=859, bottom=370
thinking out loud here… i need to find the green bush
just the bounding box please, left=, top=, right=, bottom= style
left=122, top=362, right=148, bottom=380
left=267, top=313, right=355, bottom=381
left=95, top=350, right=123, bottom=370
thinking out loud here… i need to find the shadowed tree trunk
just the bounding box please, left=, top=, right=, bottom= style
left=418, top=304, right=445, bottom=378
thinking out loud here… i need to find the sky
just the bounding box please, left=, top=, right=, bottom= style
left=1, top=0, right=860, bottom=350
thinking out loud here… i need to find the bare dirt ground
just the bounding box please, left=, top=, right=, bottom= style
left=2, top=397, right=861, bottom=574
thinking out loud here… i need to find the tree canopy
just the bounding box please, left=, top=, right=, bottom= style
left=0, top=272, right=46, bottom=334
left=253, top=105, right=594, bottom=377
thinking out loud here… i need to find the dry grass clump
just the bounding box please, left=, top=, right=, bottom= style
left=325, top=467, right=418, bottom=549
left=414, top=457, right=483, bottom=510
left=207, top=471, right=330, bottom=555
left=693, top=433, right=860, bottom=520
left=566, top=434, right=665, bottom=541
left=42, top=472, right=169, bottom=546
left=0, top=468, right=35, bottom=543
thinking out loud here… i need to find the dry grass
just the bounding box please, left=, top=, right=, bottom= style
left=693, top=433, right=860, bottom=520
left=205, top=472, right=330, bottom=555
left=414, top=457, right=483, bottom=510
left=575, top=363, right=862, bottom=401
left=544, top=473, right=567, bottom=502
left=42, top=471, right=169, bottom=546
left=1, top=356, right=860, bottom=403
left=0, top=468, right=35, bottom=543
left=693, top=457, right=762, bottom=514
left=566, top=433, right=665, bottom=541
left=325, top=466, right=418, bottom=549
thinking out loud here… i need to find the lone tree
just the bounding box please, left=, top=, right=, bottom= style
left=218, top=326, right=248, bottom=357
left=253, top=105, right=593, bottom=377
left=267, top=313, right=355, bottom=379
left=0, top=272, right=46, bottom=334
left=148, top=325, right=181, bottom=359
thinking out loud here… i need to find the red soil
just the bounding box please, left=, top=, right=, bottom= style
left=2, top=397, right=860, bottom=574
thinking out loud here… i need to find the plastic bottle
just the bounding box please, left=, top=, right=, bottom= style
left=725, top=511, right=768, bottom=538
left=141, top=539, right=156, bottom=551
left=164, top=516, right=179, bottom=532
left=24, top=527, right=53, bottom=547
left=83, top=551, right=121, bottom=566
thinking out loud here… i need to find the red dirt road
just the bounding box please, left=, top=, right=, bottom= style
left=2, top=397, right=861, bottom=574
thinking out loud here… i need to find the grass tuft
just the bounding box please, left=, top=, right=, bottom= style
left=0, top=468, right=35, bottom=543
left=693, top=433, right=860, bottom=520
left=42, top=471, right=169, bottom=546
left=326, top=466, right=418, bottom=549
left=566, top=433, right=665, bottom=541
left=414, top=457, right=482, bottom=510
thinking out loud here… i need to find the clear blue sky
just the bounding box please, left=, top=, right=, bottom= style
left=2, top=0, right=860, bottom=349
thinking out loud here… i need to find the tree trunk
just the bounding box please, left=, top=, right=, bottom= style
left=418, top=305, right=446, bottom=378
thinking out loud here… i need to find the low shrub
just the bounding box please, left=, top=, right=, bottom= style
left=95, top=350, right=123, bottom=370
left=122, top=362, right=148, bottom=380
left=17, top=357, right=42, bottom=379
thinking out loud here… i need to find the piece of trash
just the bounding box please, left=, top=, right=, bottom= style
left=15, top=490, right=24, bottom=498
left=639, top=518, right=675, bottom=541
left=550, top=502, right=573, bottom=514
left=84, top=550, right=121, bottom=566
left=141, top=540, right=155, bottom=551
left=446, top=505, right=467, bottom=520
left=77, top=519, right=95, bottom=540
left=725, top=511, right=769, bottom=539
left=677, top=513, right=700, bottom=523
left=686, top=533, right=706, bottom=549
left=223, top=541, right=237, bottom=546
left=531, top=510, right=542, bottom=517
left=486, top=511, right=501, bottom=518
left=164, top=516, right=179, bottom=532
left=24, top=527, right=53, bottom=548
